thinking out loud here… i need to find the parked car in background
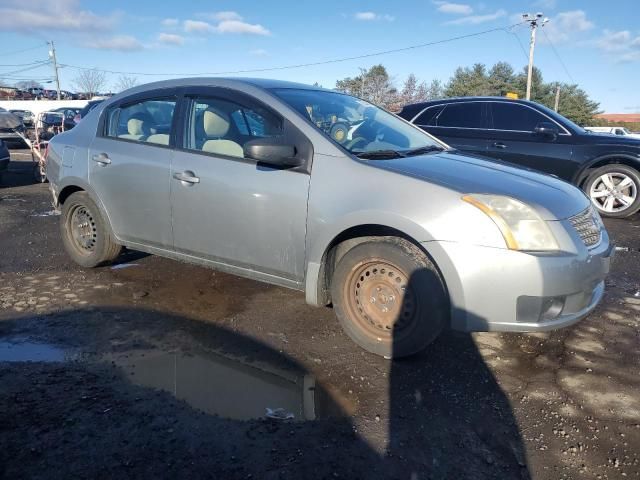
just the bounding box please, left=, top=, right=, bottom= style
left=0, top=107, right=24, bottom=144
left=47, top=78, right=612, bottom=358
left=584, top=126, right=640, bottom=139
left=9, top=109, right=34, bottom=128
left=73, top=99, right=105, bottom=124
left=27, top=87, right=44, bottom=98
left=48, top=107, right=82, bottom=130
left=0, top=139, right=9, bottom=183
left=399, top=97, right=640, bottom=218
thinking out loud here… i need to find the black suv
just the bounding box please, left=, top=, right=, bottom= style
left=398, top=97, right=640, bottom=218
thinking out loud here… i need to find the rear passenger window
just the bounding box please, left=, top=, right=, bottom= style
left=184, top=97, right=283, bottom=158
left=435, top=103, right=483, bottom=128
left=414, top=105, right=444, bottom=126
left=106, top=98, right=176, bottom=146
left=491, top=103, right=547, bottom=132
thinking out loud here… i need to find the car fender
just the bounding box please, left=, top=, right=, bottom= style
left=573, top=152, right=640, bottom=185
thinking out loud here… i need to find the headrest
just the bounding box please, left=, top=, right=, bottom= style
left=203, top=107, right=231, bottom=137
left=127, top=112, right=152, bottom=136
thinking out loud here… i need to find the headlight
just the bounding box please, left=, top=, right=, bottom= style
left=462, top=194, right=559, bottom=251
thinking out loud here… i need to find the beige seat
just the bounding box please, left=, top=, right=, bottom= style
left=200, top=107, right=243, bottom=158
left=146, top=134, right=169, bottom=145
left=119, top=115, right=150, bottom=141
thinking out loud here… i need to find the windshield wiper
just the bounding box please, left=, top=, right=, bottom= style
left=354, top=149, right=405, bottom=159
left=402, top=145, right=445, bottom=156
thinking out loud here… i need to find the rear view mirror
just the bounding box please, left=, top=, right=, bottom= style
left=243, top=137, right=301, bottom=168
left=534, top=122, right=559, bottom=139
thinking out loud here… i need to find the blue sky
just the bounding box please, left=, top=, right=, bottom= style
left=0, top=0, right=638, bottom=112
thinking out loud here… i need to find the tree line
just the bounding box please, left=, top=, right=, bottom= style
left=335, top=62, right=602, bottom=125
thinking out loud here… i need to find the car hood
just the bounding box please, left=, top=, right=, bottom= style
left=580, top=132, right=640, bottom=147
left=369, top=151, right=589, bottom=221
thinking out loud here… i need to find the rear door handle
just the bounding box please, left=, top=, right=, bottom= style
left=173, top=171, right=200, bottom=185
left=492, top=142, right=507, bottom=149
left=91, top=152, right=111, bottom=165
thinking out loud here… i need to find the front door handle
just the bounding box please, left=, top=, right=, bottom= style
left=173, top=171, right=200, bottom=185
left=492, top=142, right=507, bottom=149
left=92, top=152, right=111, bottom=165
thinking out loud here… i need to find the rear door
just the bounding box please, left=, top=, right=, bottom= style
left=485, top=101, right=576, bottom=181
left=88, top=92, right=177, bottom=249
left=170, top=88, right=311, bottom=284
left=413, top=101, right=489, bottom=157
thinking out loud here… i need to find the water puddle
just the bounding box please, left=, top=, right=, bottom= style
left=111, top=349, right=332, bottom=421
left=0, top=339, right=68, bottom=362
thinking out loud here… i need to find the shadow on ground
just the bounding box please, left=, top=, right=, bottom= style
left=0, top=304, right=529, bottom=479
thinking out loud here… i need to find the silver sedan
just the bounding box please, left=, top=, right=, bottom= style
left=46, top=78, right=613, bottom=358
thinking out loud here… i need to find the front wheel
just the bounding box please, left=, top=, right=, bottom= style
left=330, top=238, right=448, bottom=358
left=585, top=165, right=640, bottom=218
left=60, top=192, right=122, bottom=267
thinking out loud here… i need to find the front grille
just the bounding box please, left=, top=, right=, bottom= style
left=569, top=207, right=601, bottom=248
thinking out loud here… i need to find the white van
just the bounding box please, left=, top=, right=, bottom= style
left=584, top=126, right=640, bottom=139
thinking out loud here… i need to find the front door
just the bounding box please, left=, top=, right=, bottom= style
left=88, top=95, right=177, bottom=249
left=170, top=90, right=311, bottom=284
left=485, top=101, right=576, bottom=181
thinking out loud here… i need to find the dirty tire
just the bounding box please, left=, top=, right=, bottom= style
left=60, top=191, right=121, bottom=268
left=331, top=238, right=448, bottom=358
left=584, top=164, right=640, bottom=218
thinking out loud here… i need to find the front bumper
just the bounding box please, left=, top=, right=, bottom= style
left=427, top=233, right=613, bottom=332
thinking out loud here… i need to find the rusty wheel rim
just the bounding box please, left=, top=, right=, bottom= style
left=69, top=205, right=97, bottom=254
left=344, top=259, right=417, bottom=341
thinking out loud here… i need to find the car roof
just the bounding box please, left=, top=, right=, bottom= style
left=399, top=96, right=542, bottom=118
left=111, top=77, right=327, bottom=98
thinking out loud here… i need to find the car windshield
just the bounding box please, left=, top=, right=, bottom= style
left=272, top=88, right=443, bottom=157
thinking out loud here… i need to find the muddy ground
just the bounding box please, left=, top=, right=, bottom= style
left=1, top=151, right=639, bottom=480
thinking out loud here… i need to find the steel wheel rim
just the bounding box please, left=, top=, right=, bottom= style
left=69, top=205, right=97, bottom=254
left=343, top=259, right=418, bottom=342
left=590, top=172, right=637, bottom=213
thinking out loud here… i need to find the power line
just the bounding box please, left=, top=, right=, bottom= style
left=0, top=60, right=50, bottom=67
left=506, top=25, right=530, bottom=62
left=59, top=22, right=527, bottom=77
left=541, top=28, right=575, bottom=84
left=0, top=61, right=51, bottom=77
left=0, top=44, right=46, bottom=57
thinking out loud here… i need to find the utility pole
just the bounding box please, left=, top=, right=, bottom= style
left=554, top=85, right=561, bottom=112
left=48, top=40, right=61, bottom=101
left=521, top=13, right=548, bottom=101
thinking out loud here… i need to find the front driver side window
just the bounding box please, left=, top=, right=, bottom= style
left=184, top=97, right=283, bottom=158
left=491, top=103, right=548, bottom=132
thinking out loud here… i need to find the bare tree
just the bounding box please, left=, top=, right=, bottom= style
left=114, top=75, right=138, bottom=93
left=15, top=80, right=43, bottom=90
left=72, top=69, right=108, bottom=98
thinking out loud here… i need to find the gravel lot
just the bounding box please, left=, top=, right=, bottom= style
left=1, top=151, right=639, bottom=479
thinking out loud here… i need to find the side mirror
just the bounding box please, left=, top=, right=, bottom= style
left=534, top=122, right=559, bottom=139
left=243, top=137, right=301, bottom=168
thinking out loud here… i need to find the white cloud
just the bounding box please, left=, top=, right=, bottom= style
left=86, top=35, right=144, bottom=51
left=595, top=30, right=640, bottom=63
left=542, top=10, right=594, bottom=44
left=445, top=9, right=506, bottom=25
left=184, top=15, right=271, bottom=35
left=184, top=19, right=214, bottom=33
left=212, top=11, right=243, bottom=21
left=249, top=48, right=269, bottom=56
left=0, top=0, right=113, bottom=32
left=354, top=12, right=395, bottom=21
left=433, top=2, right=473, bottom=15
left=162, top=18, right=179, bottom=27
left=158, top=33, right=185, bottom=46
left=215, top=20, right=270, bottom=35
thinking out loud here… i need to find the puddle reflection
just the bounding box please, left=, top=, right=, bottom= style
left=112, top=349, right=330, bottom=422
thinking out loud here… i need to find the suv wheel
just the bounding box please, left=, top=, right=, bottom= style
left=60, top=192, right=122, bottom=267
left=330, top=238, right=448, bottom=358
left=585, top=165, right=640, bottom=218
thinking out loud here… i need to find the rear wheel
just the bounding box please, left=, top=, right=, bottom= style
left=330, top=238, right=448, bottom=358
left=60, top=192, right=121, bottom=267
left=585, top=165, right=640, bottom=218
